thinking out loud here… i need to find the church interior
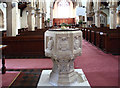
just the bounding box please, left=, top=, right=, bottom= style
left=0, top=0, right=120, bottom=87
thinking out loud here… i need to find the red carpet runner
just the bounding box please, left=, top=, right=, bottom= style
left=0, top=40, right=119, bottom=87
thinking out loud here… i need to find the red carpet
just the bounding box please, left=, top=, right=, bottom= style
left=0, top=59, right=52, bottom=70
left=2, top=71, right=21, bottom=87
left=0, top=40, right=119, bottom=87
left=74, top=40, right=119, bottom=87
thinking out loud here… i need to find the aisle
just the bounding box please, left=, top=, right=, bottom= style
left=75, top=40, right=119, bottom=86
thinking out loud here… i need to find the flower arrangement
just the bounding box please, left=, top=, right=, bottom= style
left=47, top=18, right=50, bottom=23
left=61, top=26, right=67, bottom=29
left=78, top=20, right=83, bottom=24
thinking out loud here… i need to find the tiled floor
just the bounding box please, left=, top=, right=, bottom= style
left=10, top=69, right=41, bottom=88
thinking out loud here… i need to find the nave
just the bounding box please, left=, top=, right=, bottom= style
left=1, top=39, right=119, bottom=87
left=0, top=0, right=120, bottom=87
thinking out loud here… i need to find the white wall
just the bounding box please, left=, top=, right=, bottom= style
left=0, top=3, right=7, bottom=31
left=76, top=7, right=86, bottom=16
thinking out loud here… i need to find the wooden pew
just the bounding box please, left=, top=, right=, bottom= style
left=0, top=45, right=7, bottom=74
left=99, top=32, right=107, bottom=50
left=84, top=28, right=88, bottom=41
left=18, top=29, right=48, bottom=36
left=81, top=27, right=120, bottom=55
left=91, top=30, right=96, bottom=45
left=18, top=28, right=28, bottom=34
left=19, top=31, right=44, bottom=36
left=0, top=31, right=7, bottom=37
left=2, top=36, right=45, bottom=58
left=81, top=28, right=85, bottom=39
left=100, top=31, right=120, bottom=54
left=87, top=29, right=91, bottom=42
left=95, top=31, right=100, bottom=47
left=2, top=31, right=7, bottom=37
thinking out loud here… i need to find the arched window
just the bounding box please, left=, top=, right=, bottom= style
left=0, top=9, right=4, bottom=28
left=57, top=0, right=70, bottom=18
left=53, top=0, right=75, bottom=18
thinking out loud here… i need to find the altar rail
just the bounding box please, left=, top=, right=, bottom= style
left=80, top=27, right=120, bottom=55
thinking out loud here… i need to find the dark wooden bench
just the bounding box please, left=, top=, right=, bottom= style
left=2, top=36, right=45, bottom=58
left=79, top=27, right=120, bottom=55
left=91, top=30, right=96, bottom=45
left=18, top=29, right=48, bottom=36
left=100, top=32, right=120, bottom=54
left=87, top=29, right=91, bottom=42
left=18, top=28, right=28, bottom=34
left=0, top=31, right=7, bottom=37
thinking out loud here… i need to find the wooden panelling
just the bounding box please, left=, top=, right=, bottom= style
left=53, top=18, right=75, bottom=25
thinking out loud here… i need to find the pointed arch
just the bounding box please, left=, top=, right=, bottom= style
left=0, top=9, right=4, bottom=28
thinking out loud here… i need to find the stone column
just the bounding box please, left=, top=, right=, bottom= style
left=117, top=11, right=120, bottom=26
left=50, top=4, right=53, bottom=27
left=36, top=12, right=42, bottom=29
left=36, top=0, right=42, bottom=29
left=86, top=0, right=93, bottom=27
left=109, top=1, right=117, bottom=29
left=41, top=0, right=46, bottom=28
left=6, top=2, right=18, bottom=36
left=94, top=0, right=101, bottom=28
left=42, top=13, right=45, bottom=28
left=39, top=0, right=45, bottom=29
left=35, top=13, right=37, bottom=29
left=27, top=0, right=35, bottom=31
left=27, top=7, right=35, bottom=31
left=95, top=10, right=100, bottom=27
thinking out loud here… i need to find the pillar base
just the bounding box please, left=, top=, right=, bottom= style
left=37, top=69, right=91, bottom=87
